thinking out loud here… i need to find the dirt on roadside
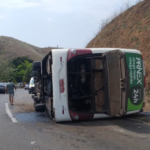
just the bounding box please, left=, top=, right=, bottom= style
left=144, top=93, right=150, bottom=112
left=11, top=89, right=35, bottom=113
left=13, top=102, right=35, bottom=113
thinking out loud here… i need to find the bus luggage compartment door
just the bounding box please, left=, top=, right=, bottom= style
left=103, top=50, right=127, bottom=116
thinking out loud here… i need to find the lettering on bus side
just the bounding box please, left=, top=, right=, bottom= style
left=129, top=57, right=143, bottom=105
left=130, top=86, right=143, bottom=105
left=136, top=58, right=142, bottom=85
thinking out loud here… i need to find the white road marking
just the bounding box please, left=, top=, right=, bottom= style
left=31, top=141, right=36, bottom=144
left=5, top=103, right=18, bottom=123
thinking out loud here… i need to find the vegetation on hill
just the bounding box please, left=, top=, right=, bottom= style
left=0, top=36, right=58, bottom=61
left=0, top=36, right=43, bottom=61
left=0, top=36, right=59, bottom=83
left=86, top=0, right=150, bottom=90
left=0, top=57, right=33, bottom=83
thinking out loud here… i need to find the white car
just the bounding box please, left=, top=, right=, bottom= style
left=28, top=77, right=35, bottom=94
left=24, top=84, right=29, bottom=90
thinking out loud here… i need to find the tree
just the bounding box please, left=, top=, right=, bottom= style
left=15, top=60, right=32, bottom=82
left=11, top=57, right=33, bottom=67
left=0, top=66, right=16, bottom=82
left=0, top=57, right=33, bottom=83
left=23, top=63, right=32, bottom=83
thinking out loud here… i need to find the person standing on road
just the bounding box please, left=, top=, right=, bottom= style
left=6, top=79, right=16, bottom=105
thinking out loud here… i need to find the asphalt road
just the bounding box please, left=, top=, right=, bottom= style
left=0, top=89, right=150, bottom=150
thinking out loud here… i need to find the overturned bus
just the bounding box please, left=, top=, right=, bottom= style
left=31, top=48, right=145, bottom=122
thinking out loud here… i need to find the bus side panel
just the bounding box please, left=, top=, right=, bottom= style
left=125, top=53, right=144, bottom=111
left=92, top=110, right=140, bottom=120
left=52, top=50, right=72, bottom=122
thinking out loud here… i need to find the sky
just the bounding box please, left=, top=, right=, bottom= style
left=0, top=0, right=142, bottom=48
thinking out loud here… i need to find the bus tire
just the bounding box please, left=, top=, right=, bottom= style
left=34, top=103, right=45, bottom=112
left=32, top=61, right=41, bottom=70
left=31, top=70, right=37, bottom=76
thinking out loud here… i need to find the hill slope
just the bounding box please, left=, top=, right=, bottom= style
left=0, top=36, right=57, bottom=61
left=86, top=0, right=150, bottom=89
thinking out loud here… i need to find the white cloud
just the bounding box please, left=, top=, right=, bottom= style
left=39, top=0, right=74, bottom=13
left=47, top=17, right=52, bottom=22
left=0, top=0, right=142, bottom=48
left=0, top=0, right=141, bottom=14
left=40, top=0, right=141, bottom=20
left=0, top=15, right=4, bottom=19
left=0, top=0, right=40, bottom=9
left=0, top=0, right=72, bottom=12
